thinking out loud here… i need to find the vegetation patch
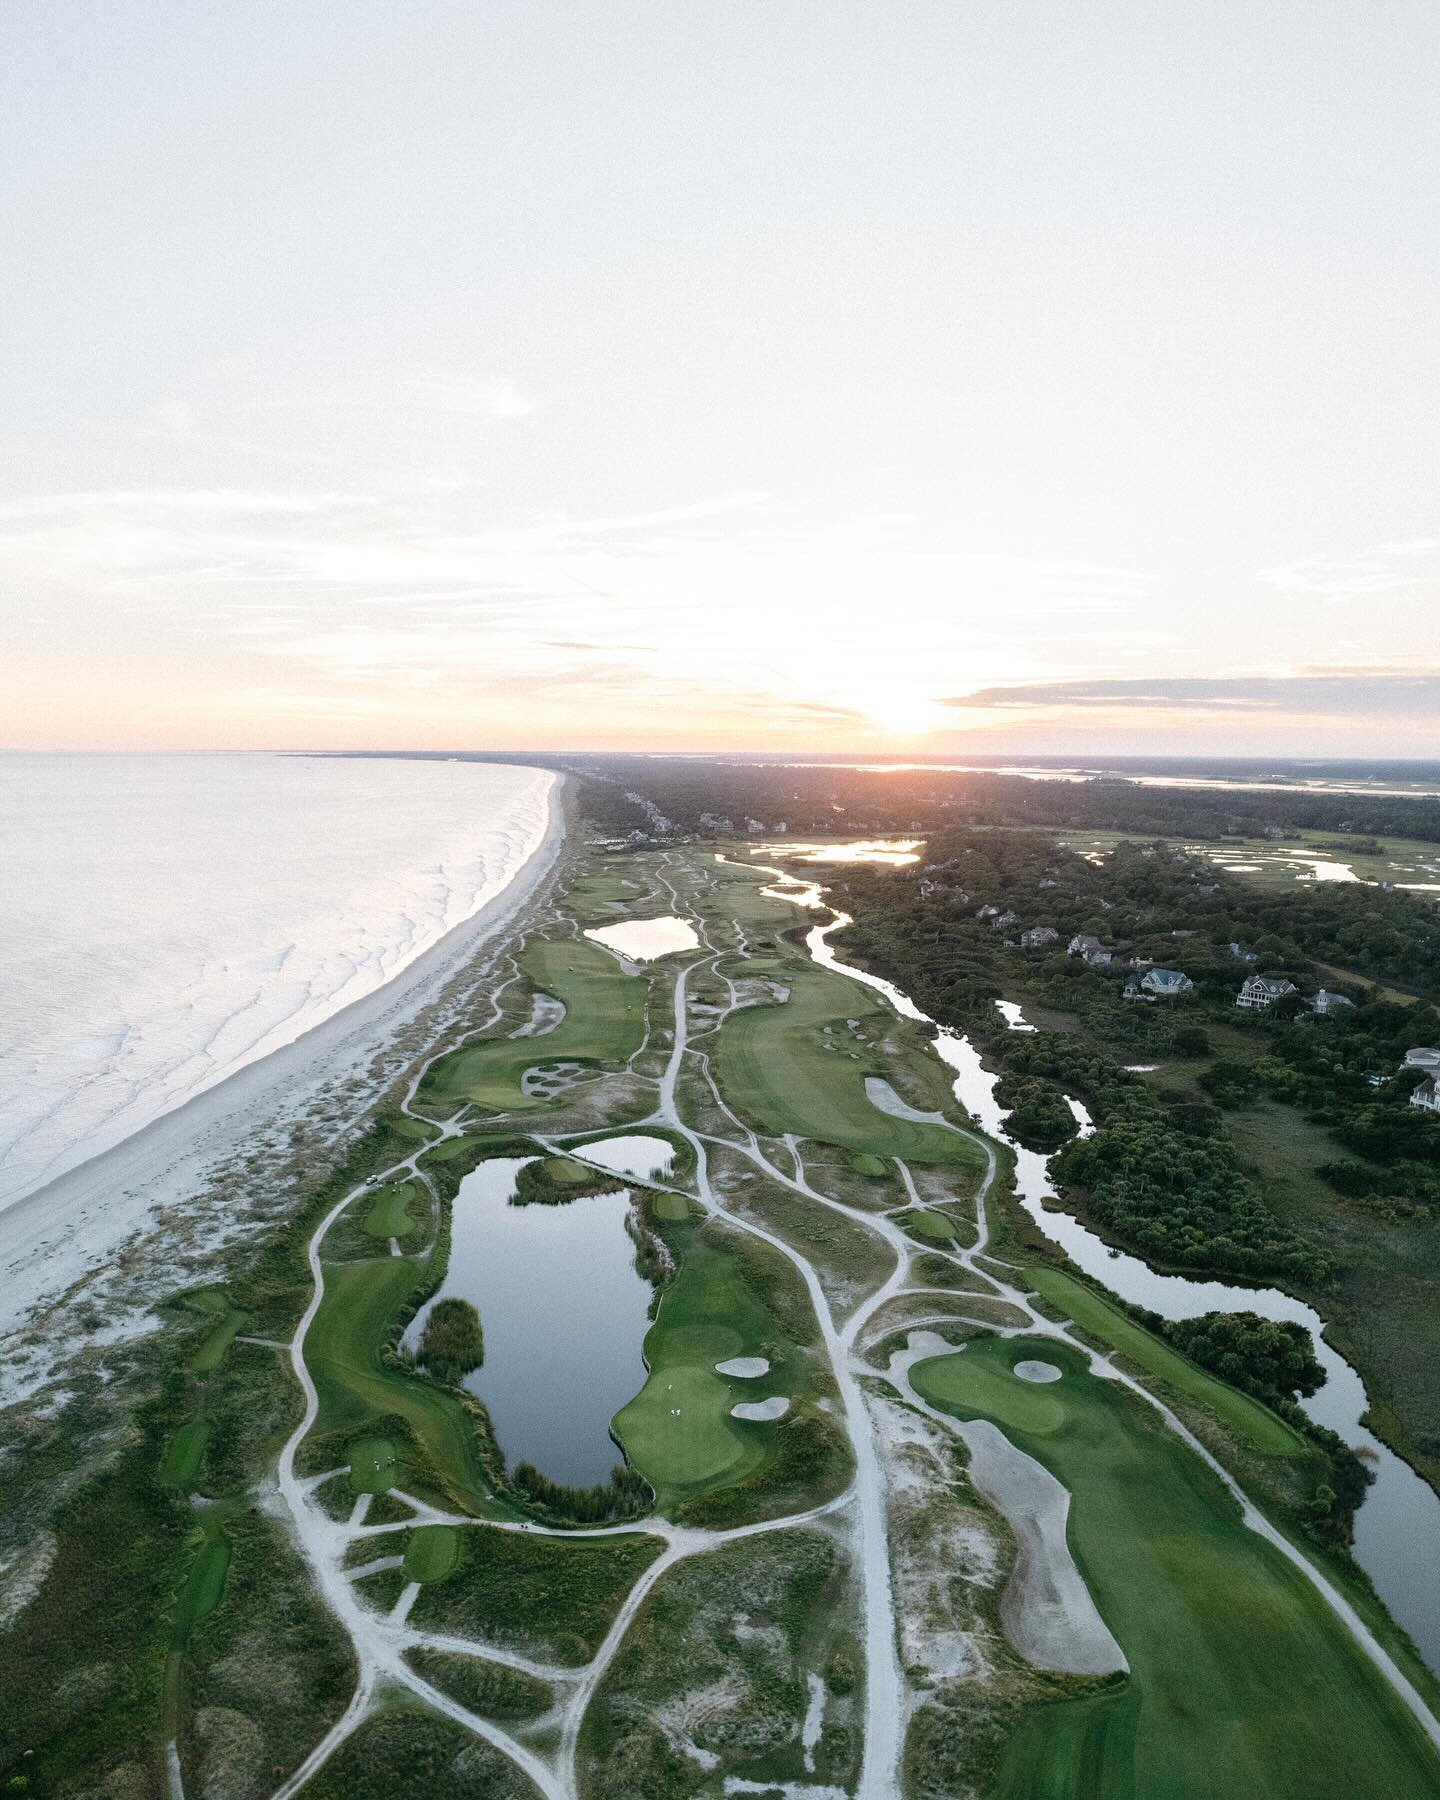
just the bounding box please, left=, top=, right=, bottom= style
left=159, top=1418, right=212, bottom=1490
left=900, top=1207, right=959, bottom=1242
left=417, top=1296, right=485, bottom=1384
left=406, top=1528, right=665, bottom=1666
left=301, top=1706, right=546, bottom=1799
left=404, top=1648, right=553, bottom=1722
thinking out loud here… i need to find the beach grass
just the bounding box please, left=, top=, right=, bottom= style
left=913, top=1335, right=1440, bottom=1798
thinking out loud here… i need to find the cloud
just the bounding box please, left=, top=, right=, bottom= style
left=944, top=675, right=1440, bottom=718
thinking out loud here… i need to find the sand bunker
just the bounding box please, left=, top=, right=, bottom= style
left=716, top=1356, right=770, bottom=1378
left=955, top=1417, right=1127, bottom=1675
left=1014, top=1360, right=1063, bottom=1384
left=731, top=1396, right=789, bottom=1422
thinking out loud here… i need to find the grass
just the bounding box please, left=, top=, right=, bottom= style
left=171, top=1515, right=232, bottom=1643
left=306, top=1254, right=498, bottom=1513
left=713, top=960, right=982, bottom=1164
left=406, top=1527, right=665, bottom=1666
left=348, top=1434, right=399, bottom=1494
left=302, top=1707, right=546, bottom=1799
left=848, top=1150, right=891, bottom=1177
left=613, top=1214, right=848, bottom=1519
left=404, top=1647, right=553, bottom=1722
left=402, top=1524, right=460, bottom=1583
left=1023, top=1265, right=1306, bottom=1457
left=418, top=936, right=647, bottom=1113
left=362, top=1178, right=423, bottom=1239
left=901, top=1207, right=960, bottom=1242
left=159, top=1418, right=212, bottom=1489
left=913, top=1335, right=1440, bottom=1797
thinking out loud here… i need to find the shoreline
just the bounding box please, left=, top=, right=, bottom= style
left=0, top=771, right=567, bottom=1336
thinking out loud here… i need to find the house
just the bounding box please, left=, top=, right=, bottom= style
left=1068, top=933, right=1106, bottom=957
left=1128, top=955, right=1155, bottom=972
left=1020, top=925, right=1059, bottom=948
left=1143, top=968, right=1194, bottom=998
left=977, top=904, right=1001, bottom=920
left=1411, top=1076, right=1440, bottom=1114
left=1084, top=947, right=1114, bottom=966
left=1307, top=989, right=1355, bottom=1016
left=1403, top=1047, right=1440, bottom=1072
left=1228, top=942, right=1259, bottom=963
left=1122, top=976, right=1156, bottom=1003
left=992, top=910, right=1020, bottom=930
left=1236, top=974, right=1297, bottom=1011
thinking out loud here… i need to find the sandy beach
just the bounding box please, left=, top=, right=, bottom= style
left=0, top=773, right=566, bottom=1340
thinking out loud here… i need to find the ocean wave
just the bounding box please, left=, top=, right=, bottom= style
left=0, top=756, right=554, bottom=1210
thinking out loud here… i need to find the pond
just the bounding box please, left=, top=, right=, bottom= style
left=583, top=915, right=700, bottom=960
left=770, top=866, right=1440, bottom=1675
left=571, top=1132, right=676, bottom=1181
left=403, top=1153, right=653, bottom=1486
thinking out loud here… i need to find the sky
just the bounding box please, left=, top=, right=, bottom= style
left=2, top=1, right=1439, bottom=757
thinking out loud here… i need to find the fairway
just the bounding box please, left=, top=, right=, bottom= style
left=713, top=962, right=982, bottom=1164
left=419, top=937, right=647, bottom=1113
left=307, top=1255, right=497, bottom=1513
left=913, top=1336, right=1440, bottom=1797
left=158, top=1418, right=211, bottom=1489
left=1024, top=1265, right=1306, bottom=1457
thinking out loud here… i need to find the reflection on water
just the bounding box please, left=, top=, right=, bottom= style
left=995, top=1000, right=1036, bottom=1032
left=573, top=1133, right=676, bottom=1181
left=755, top=838, right=923, bottom=866
left=405, top=1155, right=652, bottom=1485
left=766, top=865, right=1440, bottom=1675
left=584, top=915, right=700, bottom=961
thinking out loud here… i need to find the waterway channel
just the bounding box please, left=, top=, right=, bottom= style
left=749, top=854, right=1440, bottom=1674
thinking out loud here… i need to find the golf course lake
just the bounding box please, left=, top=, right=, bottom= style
left=403, top=1153, right=652, bottom=1485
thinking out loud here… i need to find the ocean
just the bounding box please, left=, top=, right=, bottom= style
left=0, top=753, right=554, bottom=1212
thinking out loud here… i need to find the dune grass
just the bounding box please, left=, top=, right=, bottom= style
left=913, top=1336, right=1440, bottom=1798
left=418, top=937, right=647, bottom=1113
left=1023, top=1265, right=1306, bottom=1457
left=406, top=1527, right=665, bottom=1667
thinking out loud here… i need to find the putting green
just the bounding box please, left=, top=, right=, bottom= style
left=403, top=1525, right=460, bottom=1583
left=848, top=1151, right=890, bottom=1177
left=913, top=1336, right=1440, bottom=1797
left=903, top=1208, right=958, bottom=1241
left=363, top=1179, right=421, bottom=1238
left=654, top=1192, right=691, bottom=1221
left=419, top=938, right=646, bottom=1113
left=348, top=1434, right=399, bottom=1495
left=615, top=1365, right=746, bottom=1486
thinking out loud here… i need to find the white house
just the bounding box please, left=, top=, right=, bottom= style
left=1411, top=1076, right=1440, bottom=1114
left=1403, top=1047, right=1440, bottom=1072
left=1020, top=925, right=1059, bottom=948
left=1143, top=968, right=1194, bottom=998
left=1307, top=989, right=1355, bottom=1016
left=1236, top=974, right=1297, bottom=1011
left=1069, top=933, right=1109, bottom=959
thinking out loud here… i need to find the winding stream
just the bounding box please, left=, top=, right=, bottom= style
left=752, top=857, right=1440, bottom=1673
